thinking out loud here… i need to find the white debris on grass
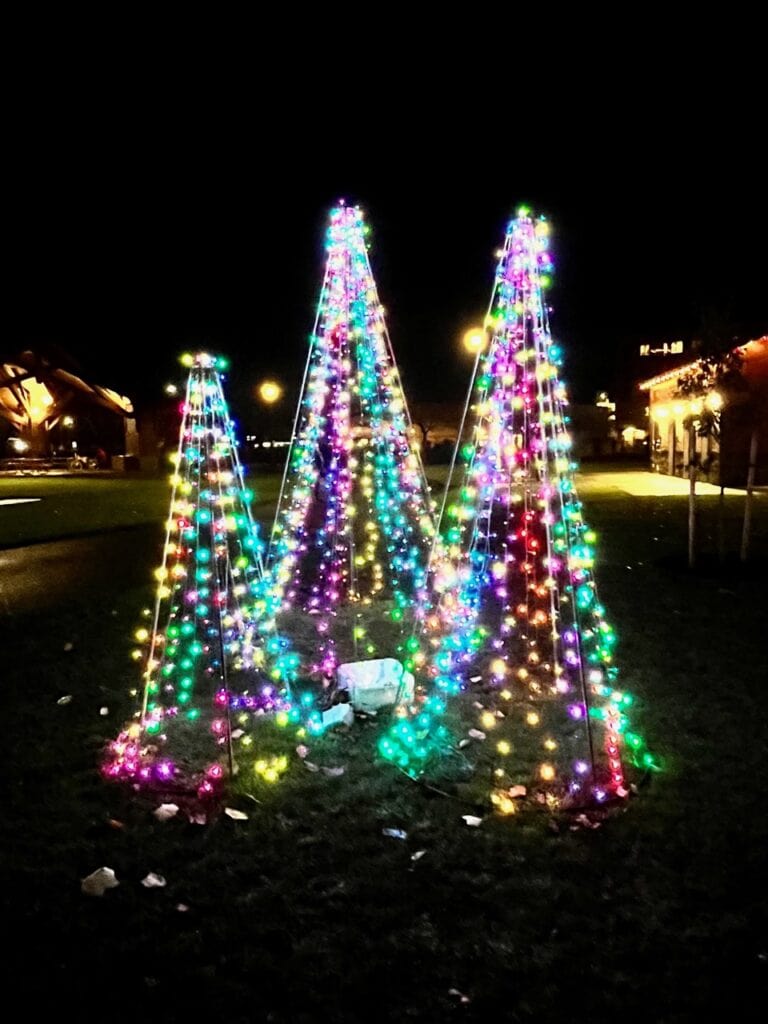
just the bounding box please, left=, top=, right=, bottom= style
left=382, top=828, right=407, bottom=840
left=81, top=867, right=119, bottom=896
left=153, top=803, right=180, bottom=822
left=141, top=873, right=167, bottom=888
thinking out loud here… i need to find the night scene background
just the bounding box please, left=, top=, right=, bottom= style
left=6, top=63, right=766, bottom=427
left=2, top=35, right=767, bottom=1024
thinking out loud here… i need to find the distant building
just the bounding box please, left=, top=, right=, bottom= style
left=0, top=351, right=137, bottom=468
left=639, top=336, right=768, bottom=486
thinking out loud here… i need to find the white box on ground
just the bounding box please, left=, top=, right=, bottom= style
left=321, top=703, right=354, bottom=729
left=337, top=658, right=415, bottom=713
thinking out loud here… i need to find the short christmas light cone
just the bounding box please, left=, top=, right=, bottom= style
left=103, top=353, right=270, bottom=798
left=264, top=202, right=437, bottom=724
left=381, top=209, right=656, bottom=807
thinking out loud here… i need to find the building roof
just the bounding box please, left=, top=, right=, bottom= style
left=638, top=337, right=768, bottom=391
left=0, top=352, right=133, bottom=431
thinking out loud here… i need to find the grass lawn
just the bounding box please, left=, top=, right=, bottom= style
left=0, top=472, right=283, bottom=547
left=1, top=473, right=767, bottom=1021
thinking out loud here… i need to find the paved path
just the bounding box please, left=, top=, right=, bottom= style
left=0, top=501, right=275, bottom=617
left=0, top=525, right=160, bottom=616
left=576, top=470, right=749, bottom=497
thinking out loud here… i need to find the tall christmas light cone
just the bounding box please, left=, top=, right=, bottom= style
left=103, top=353, right=271, bottom=799
left=381, top=209, right=656, bottom=807
left=264, top=202, right=437, bottom=725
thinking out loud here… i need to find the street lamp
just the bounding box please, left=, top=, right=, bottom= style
left=258, top=380, right=283, bottom=405
left=462, top=327, right=486, bottom=356
left=255, top=380, right=284, bottom=462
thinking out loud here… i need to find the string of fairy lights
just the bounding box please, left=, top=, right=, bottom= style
left=104, top=204, right=655, bottom=811
left=263, top=202, right=436, bottom=693
left=103, top=353, right=271, bottom=796
left=378, top=208, right=656, bottom=806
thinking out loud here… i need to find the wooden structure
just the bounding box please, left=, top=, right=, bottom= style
left=0, top=351, right=136, bottom=462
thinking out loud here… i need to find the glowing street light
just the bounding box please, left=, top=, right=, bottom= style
left=164, top=383, right=178, bottom=397
left=462, top=327, right=486, bottom=356
left=258, top=380, right=283, bottom=405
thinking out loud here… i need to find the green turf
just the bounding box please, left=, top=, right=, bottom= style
left=0, top=473, right=282, bottom=547
left=1, top=475, right=766, bottom=1021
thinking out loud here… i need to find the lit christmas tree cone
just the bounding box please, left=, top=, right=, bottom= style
left=103, top=353, right=275, bottom=799
left=261, top=202, right=438, bottom=734
left=381, top=209, right=658, bottom=808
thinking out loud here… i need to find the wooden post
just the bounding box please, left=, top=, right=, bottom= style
left=740, top=426, right=759, bottom=563
left=718, top=484, right=726, bottom=565
left=688, top=423, right=697, bottom=569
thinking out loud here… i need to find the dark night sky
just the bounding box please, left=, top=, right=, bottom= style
left=5, top=45, right=766, bottom=430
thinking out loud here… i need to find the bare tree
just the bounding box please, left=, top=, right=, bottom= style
left=414, top=418, right=434, bottom=451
